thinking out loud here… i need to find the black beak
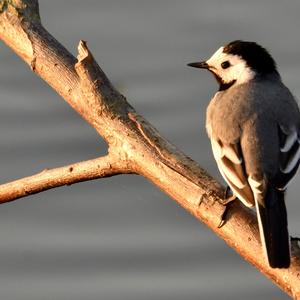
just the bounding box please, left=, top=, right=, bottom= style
left=187, top=61, right=209, bottom=69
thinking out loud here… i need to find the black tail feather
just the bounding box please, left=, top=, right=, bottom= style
left=255, top=187, right=290, bottom=268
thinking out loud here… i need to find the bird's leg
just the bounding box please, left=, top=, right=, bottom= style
left=220, top=185, right=237, bottom=205
left=218, top=186, right=237, bottom=228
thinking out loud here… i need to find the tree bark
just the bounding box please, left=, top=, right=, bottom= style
left=0, top=0, right=300, bottom=297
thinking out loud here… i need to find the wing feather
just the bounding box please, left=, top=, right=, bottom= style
left=211, top=137, right=254, bottom=207
left=279, top=128, right=298, bottom=152
left=278, top=126, right=300, bottom=189
left=222, top=144, right=243, bottom=164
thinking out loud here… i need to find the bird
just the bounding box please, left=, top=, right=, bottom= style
left=188, top=40, right=300, bottom=268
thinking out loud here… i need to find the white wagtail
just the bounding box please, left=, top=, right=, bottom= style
left=188, top=40, right=300, bottom=268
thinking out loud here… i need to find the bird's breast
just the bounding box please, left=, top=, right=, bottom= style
left=206, top=92, right=245, bottom=143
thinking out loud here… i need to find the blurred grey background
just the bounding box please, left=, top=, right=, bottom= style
left=0, top=0, right=299, bottom=299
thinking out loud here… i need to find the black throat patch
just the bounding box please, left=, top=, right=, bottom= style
left=212, top=72, right=236, bottom=91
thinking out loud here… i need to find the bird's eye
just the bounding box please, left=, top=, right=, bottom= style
left=221, top=61, right=231, bottom=69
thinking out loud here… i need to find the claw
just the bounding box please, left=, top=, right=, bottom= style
left=218, top=219, right=226, bottom=228
left=218, top=186, right=237, bottom=228
left=195, top=194, right=204, bottom=206
left=218, top=201, right=234, bottom=228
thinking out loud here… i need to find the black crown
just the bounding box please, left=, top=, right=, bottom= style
left=223, top=40, right=277, bottom=75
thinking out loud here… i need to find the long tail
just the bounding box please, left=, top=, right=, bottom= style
left=255, top=186, right=290, bottom=268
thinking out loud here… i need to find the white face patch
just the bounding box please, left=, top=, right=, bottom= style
left=206, top=46, right=255, bottom=85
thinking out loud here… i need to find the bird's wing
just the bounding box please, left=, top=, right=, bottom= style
left=211, top=131, right=292, bottom=267
left=277, top=125, right=300, bottom=189
left=210, top=137, right=255, bottom=207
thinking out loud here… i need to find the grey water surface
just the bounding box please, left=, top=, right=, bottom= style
left=0, top=0, right=299, bottom=299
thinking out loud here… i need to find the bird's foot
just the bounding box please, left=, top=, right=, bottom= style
left=218, top=186, right=237, bottom=228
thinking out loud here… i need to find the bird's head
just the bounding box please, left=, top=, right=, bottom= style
left=188, top=40, right=278, bottom=91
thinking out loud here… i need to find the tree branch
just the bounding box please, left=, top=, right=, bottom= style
left=0, top=155, right=131, bottom=204
left=0, top=0, right=300, bottom=297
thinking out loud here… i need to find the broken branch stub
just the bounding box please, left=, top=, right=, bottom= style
left=75, top=40, right=134, bottom=146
